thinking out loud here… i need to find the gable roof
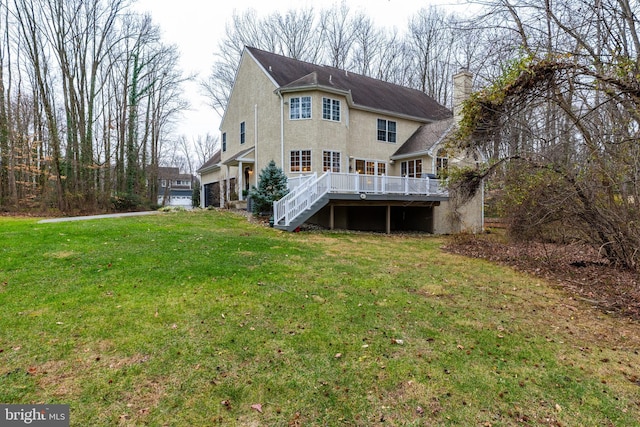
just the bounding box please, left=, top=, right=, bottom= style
left=222, top=146, right=255, bottom=166
left=246, top=46, right=452, bottom=123
left=197, top=150, right=221, bottom=174
left=391, top=118, right=455, bottom=160
left=157, top=167, right=193, bottom=181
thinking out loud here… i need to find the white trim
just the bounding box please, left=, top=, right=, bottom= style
left=246, top=47, right=281, bottom=88
left=322, top=150, right=342, bottom=173
left=289, top=149, right=313, bottom=174
left=322, top=97, right=341, bottom=122
left=289, top=95, right=313, bottom=120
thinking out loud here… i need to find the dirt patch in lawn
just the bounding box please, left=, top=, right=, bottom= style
left=443, top=233, right=640, bottom=322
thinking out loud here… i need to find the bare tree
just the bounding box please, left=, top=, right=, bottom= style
left=2, top=1, right=188, bottom=212
left=14, top=0, right=67, bottom=210
left=193, top=133, right=219, bottom=168
left=456, top=0, right=640, bottom=269
left=406, top=7, right=457, bottom=106
left=0, top=1, right=12, bottom=206
left=320, top=2, right=358, bottom=69
left=267, top=8, right=322, bottom=61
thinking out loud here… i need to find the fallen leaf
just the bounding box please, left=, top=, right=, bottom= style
left=416, top=406, right=424, bottom=415
left=251, top=403, right=263, bottom=413
left=391, top=339, right=404, bottom=345
left=334, top=353, right=342, bottom=359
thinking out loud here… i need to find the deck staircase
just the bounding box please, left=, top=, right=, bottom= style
left=273, top=172, right=448, bottom=232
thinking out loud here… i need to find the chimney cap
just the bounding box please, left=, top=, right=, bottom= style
left=454, top=67, right=473, bottom=76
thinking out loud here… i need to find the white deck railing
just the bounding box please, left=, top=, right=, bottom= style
left=274, top=172, right=448, bottom=228
left=287, top=174, right=316, bottom=191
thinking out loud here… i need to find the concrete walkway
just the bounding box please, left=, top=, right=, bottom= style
left=38, top=211, right=161, bottom=224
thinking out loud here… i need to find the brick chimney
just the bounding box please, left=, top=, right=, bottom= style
left=453, top=69, right=473, bottom=122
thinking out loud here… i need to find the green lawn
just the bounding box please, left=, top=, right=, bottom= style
left=1, top=210, right=639, bottom=426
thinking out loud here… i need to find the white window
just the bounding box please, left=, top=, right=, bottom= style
left=377, top=119, right=397, bottom=143
left=436, top=149, right=448, bottom=178
left=355, top=159, right=386, bottom=176
left=322, top=97, right=340, bottom=122
left=323, top=151, right=341, bottom=172
left=290, top=96, right=312, bottom=120
left=290, top=150, right=312, bottom=173
left=401, top=159, right=422, bottom=178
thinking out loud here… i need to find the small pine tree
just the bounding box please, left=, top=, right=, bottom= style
left=248, top=160, right=288, bottom=215
left=192, top=185, right=201, bottom=208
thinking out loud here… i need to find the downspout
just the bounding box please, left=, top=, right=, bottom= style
left=278, top=92, right=284, bottom=167
left=481, top=177, right=485, bottom=233
left=254, top=104, right=258, bottom=187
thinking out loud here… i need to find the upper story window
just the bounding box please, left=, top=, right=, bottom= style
left=436, top=148, right=448, bottom=178
left=323, top=151, right=341, bottom=172
left=377, top=119, right=397, bottom=143
left=240, top=121, right=246, bottom=144
left=290, top=149, right=311, bottom=173
left=322, top=97, right=340, bottom=122
left=401, top=159, right=422, bottom=178
left=222, top=132, right=227, bottom=152
left=290, top=96, right=312, bottom=120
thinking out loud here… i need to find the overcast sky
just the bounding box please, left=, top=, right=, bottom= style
left=132, top=0, right=471, bottom=151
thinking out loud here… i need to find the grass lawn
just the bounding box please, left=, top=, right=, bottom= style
left=1, top=210, right=639, bottom=426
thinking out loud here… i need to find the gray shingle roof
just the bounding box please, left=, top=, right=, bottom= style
left=391, top=118, right=455, bottom=159
left=247, top=46, right=452, bottom=122
left=197, top=150, right=221, bottom=173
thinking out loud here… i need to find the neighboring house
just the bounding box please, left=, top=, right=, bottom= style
left=198, top=46, right=483, bottom=233
left=157, top=167, right=194, bottom=208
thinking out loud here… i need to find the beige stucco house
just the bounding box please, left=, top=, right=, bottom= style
left=198, top=46, right=483, bottom=233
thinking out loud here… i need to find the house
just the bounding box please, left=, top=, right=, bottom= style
left=157, top=167, right=195, bottom=208
left=198, top=46, right=483, bottom=233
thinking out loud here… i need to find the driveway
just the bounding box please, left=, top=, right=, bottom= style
left=38, top=211, right=161, bottom=224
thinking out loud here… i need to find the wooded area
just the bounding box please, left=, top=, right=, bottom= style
left=451, top=0, right=640, bottom=270
left=0, top=0, right=188, bottom=213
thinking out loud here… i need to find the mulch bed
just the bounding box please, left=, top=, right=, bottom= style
left=443, top=233, right=640, bottom=322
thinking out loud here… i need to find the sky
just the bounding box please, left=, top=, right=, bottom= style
left=132, top=0, right=472, bottom=150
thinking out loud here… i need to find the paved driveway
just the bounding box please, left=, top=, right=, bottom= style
left=38, top=211, right=161, bottom=224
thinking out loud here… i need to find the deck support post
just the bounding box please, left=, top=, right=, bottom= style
left=330, top=204, right=335, bottom=230
left=386, top=205, right=391, bottom=234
